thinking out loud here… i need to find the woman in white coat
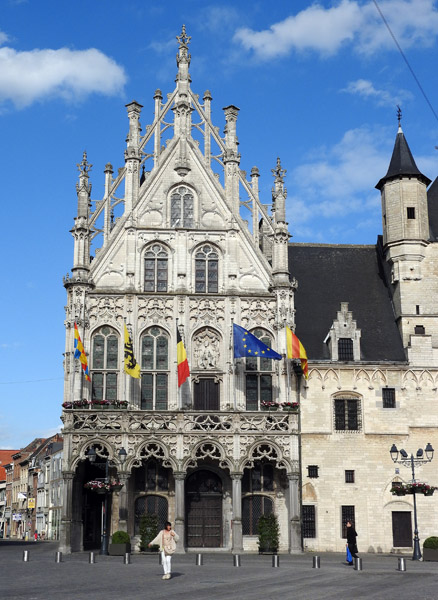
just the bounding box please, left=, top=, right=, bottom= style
left=148, top=521, right=179, bottom=580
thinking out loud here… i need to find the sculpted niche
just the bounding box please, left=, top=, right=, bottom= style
left=193, top=328, right=221, bottom=370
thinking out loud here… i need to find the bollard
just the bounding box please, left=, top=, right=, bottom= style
left=354, top=557, right=362, bottom=571
left=22, top=550, right=29, bottom=562
left=272, top=554, right=280, bottom=568
left=89, top=551, right=96, bottom=564
left=123, top=552, right=131, bottom=564
left=233, top=554, right=241, bottom=567
left=196, top=553, right=203, bottom=566
left=312, top=555, right=321, bottom=569
left=55, top=551, right=62, bottom=563
left=398, top=557, right=406, bottom=572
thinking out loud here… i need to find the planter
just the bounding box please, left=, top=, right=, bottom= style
left=423, top=548, right=438, bottom=562
left=111, top=484, right=124, bottom=493
left=109, top=542, right=131, bottom=556
left=393, top=490, right=406, bottom=496
left=258, top=547, right=278, bottom=555
left=424, top=489, right=435, bottom=496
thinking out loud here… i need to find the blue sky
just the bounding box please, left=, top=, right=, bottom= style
left=1, top=0, right=437, bottom=449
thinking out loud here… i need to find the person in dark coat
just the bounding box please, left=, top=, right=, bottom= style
left=346, top=520, right=358, bottom=565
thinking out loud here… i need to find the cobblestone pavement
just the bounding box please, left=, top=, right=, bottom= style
left=1, top=541, right=438, bottom=600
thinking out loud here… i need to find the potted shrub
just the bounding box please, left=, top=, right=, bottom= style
left=109, top=530, right=131, bottom=555
left=257, top=513, right=279, bottom=554
left=139, top=513, right=160, bottom=552
left=423, top=536, right=438, bottom=561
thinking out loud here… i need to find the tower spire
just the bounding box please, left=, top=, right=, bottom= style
left=176, top=24, right=191, bottom=89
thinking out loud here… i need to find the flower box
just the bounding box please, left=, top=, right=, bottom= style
left=424, top=489, right=435, bottom=496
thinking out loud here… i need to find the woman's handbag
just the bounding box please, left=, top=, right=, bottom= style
left=163, top=532, right=176, bottom=555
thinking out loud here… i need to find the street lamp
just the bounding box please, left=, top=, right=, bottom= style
left=86, top=446, right=127, bottom=555
left=390, top=442, right=434, bottom=560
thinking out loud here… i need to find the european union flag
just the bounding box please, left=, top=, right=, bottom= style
left=233, top=324, right=282, bottom=360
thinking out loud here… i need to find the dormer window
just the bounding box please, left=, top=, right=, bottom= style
left=325, top=303, right=361, bottom=362
left=170, top=186, right=194, bottom=228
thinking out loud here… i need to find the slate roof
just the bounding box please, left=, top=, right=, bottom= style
left=428, top=177, right=438, bottom=241
left=288, top=243, right=406, bottom=362
left=376, top=127, right=431, bottom=189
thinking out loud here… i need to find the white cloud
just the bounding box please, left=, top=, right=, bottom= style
left=286, top=126, right=389, bottom=233
left=234, top=0, right=438, bottom=59
left=342, top=79, right=413, bottom=106
left=0, top=31, right=9, bottom=46
left=0, top=46, right=127, bottom=109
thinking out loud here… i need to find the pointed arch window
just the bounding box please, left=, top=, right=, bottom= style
left=245, top=328, right=273, bottom=410
left=141, top=327, right=169, bottom=410
left=144, top=244, right=168, bottom=292
left=170, top=186, right=194, bottom=228
left=195, top=244, right=219, bottom=293
left=91, top=326, right=119, bottom=401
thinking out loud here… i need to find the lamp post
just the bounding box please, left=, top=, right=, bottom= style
left=292, top=359, right=304, bottom=551
left=86, top=446, right=127, bottom=555
left=390, top=442, right=434, bottom=560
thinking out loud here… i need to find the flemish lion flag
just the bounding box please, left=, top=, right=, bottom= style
left=74, top=322, right=91, bottom=382
left=177, top=326, right=190, bottom=387
left=124, top=324, right=140, bottom=378
left=286, top=326, right=308, bottom=379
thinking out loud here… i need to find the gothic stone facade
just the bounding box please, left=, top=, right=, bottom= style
left=59, top=29, right=300, bottom=554
left=59, top=29, right=438, bottom=555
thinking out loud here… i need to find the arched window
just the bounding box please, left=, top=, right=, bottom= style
left=170, top=186, right=194, bottom=228
left=134, top=460, right=169, bottom=492
left=91, top=326, right=119, bottom=401
left=195, top=244, right=219, bottom=293
left=134, top=495, right=168, bottom=535
left=242, top=495, right=273, bottom=535
left=242, top=463, right=274, bottom=493
left=144, top=244, right=168, bottom=292
left=245, top=328, right=274, bottom=410
left=141, top=327, right=169, bottom=410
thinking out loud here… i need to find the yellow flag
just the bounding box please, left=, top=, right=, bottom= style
left=124, top=324, right=141, bottom=378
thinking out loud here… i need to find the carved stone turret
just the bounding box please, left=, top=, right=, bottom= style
left=271, top=158, right=291, bottom=287
left=223, top=105, right=241, bottom=214
left=124, top=101, right=143, bottom=213
left=70, top=152, right=92, bottom=278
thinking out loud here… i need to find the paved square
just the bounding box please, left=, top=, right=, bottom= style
left=2, top=541, right=438, bottom=600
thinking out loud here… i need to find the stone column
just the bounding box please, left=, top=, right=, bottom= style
left=288, top=473, right=302, bottom=553
left=231, top=473, right=243, bottom=553
left=58, top=471, right=74, bottom=554
left=174, top=472, right=186, bottom=553
left=117, top=471, right=130, bottom=533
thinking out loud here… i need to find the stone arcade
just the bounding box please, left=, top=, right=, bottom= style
left=59, top=27, right=300, bottom=554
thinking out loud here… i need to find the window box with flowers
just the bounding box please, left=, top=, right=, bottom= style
left=62, top=399, right=90, bottom=410
left=84, top=480, right=124, bottom=494
left=282, top=402, right=299, bottom=412
left=407, top=483, right=436, bottom=495
left=390, top=484, right=406, bottom=496
left=261, top=401, right=280, bottom=411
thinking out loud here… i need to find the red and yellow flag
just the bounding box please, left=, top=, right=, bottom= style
left=286, top=326, right=308, bottom=379
left=74, top=322, right=91, bottom=382
left=177, top=327, right=190, bottom=387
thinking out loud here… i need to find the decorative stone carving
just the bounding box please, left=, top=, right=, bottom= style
left=192, top=328, right=221, bottom=370
left=88, top=296, right=125, bottom=327
left=240, top=298, right=276, bottom=329
left=189, top=298, right=225, bottom=328
left=137, top=296, right=174, bottom=326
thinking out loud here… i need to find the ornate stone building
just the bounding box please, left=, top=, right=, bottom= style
left=59, top=28, right=438, bottom=556
left=59, top=28, right=300, bottom=554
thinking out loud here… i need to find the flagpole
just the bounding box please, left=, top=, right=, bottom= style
left=71, top=323, right=76, bottom=402
left=123, top=317, right=129, bottom=406
left=285, top=325, right=290, bottom=405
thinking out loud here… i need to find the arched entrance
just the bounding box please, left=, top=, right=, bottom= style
left=186, top=470, right=222, bottom=547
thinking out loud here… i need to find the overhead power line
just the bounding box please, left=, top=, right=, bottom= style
left=0, top=377, right=63, bottom=385
left=373, top=0, right=438, bottom=123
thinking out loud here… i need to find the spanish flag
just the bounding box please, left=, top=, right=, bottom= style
left=177, top=326, right=190, bottom=387
left=124, top=324, right=141, bottom=378
left=286, top=326, right=308, bottom=379
left=74, top=322, right=91, bottom=382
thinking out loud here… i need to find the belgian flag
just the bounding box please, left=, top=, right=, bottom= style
left=177, top=326, right=190, bottom=387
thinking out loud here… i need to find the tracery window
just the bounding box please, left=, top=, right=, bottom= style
left=140, top=327, right=169, bottom=410
left=195, top=244, right=219, bottom=293
left=144, top=244, right=168, bottom=292
left=91, top=326, right=119, bottom=401
left=170, top=186, right=194, bottom=228
left=245, top=328, right=273, bottom=410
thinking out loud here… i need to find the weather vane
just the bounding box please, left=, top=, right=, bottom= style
left=397, top=105, right=402, bottom=126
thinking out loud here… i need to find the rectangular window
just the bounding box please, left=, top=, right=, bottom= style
left=144, top=259, right=156, bottom=291
left=207, top=260, right=218, bottom=293
left=338, top=338, right=354, bottom=361
left=156, top=259, right=168, bottom=292
left=334, top=398, right=361, bottom=431
left=307, top=465, right=319, bottom=478
left=141, top=374, right=153, bottom=410
left=345, top=470, right=355, bottom=483
left=407, top=207, right=416, bottom=219
left=92, top=373, right=104, bottom=401
left=382, top=388, right=396, bottom=409
left=341, top=506, right=355, bottom=538
left=245, top=375, right=258, bottom=411
left=302, top=505, right=316, bottom=538
left=414, top=325, right=425, bottom=334
left=195, top=260, right=206, bottom=292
